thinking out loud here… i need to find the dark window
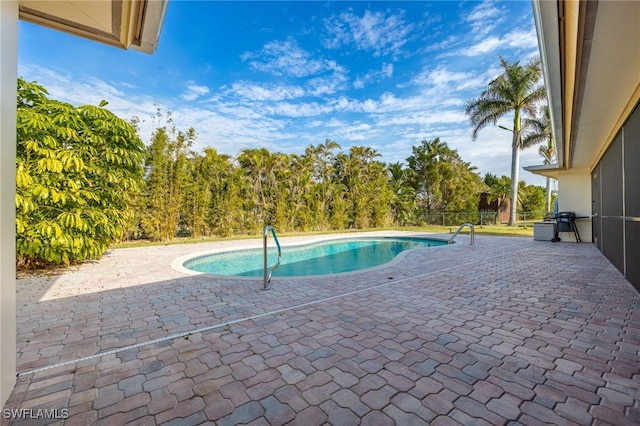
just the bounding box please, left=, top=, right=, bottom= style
left=592, top=167, right=601, bottom=250
left=601, top=132, right=622, bottom=217
left=592, top=102, right=640, bottom=291
left=624, top=105, right=640, bottom=217
left=626, top=221, right=640, bottom=291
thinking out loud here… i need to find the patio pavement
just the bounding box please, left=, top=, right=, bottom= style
left=3, top=231, right=640, bottom=425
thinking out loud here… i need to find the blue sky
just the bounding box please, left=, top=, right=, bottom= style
left=18, top=0, right=547, bottom=185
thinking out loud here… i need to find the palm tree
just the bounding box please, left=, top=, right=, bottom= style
left=485, top=174, right=512, bottom=203
left=523, top=105, right=556, bottom=213
left=388, top=162, right=416, bottom=226
left=236, top=148, right=275, bottom=226
left=465, top=57, right=546, bottom=226
left=304, top=140, right=342, bottom=227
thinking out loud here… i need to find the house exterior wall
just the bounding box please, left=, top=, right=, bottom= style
left=556, top=170, right=592, bottom=243
left=0, top=0, right=18, bottom=407
left=592, top=102, right=640, bottom=291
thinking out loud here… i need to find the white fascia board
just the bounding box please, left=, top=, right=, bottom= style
left=531, top=0, right=564, bottom=169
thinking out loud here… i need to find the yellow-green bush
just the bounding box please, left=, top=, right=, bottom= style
left=16, top=79, right=144, bottom=266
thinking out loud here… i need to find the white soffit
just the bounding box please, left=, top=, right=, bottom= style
left=572, top=1, right=640, bottom=170
left=18, top=0, right=167, bottom=54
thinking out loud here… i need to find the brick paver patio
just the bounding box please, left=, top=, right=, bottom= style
left=3, top=232, right=639, bottom=425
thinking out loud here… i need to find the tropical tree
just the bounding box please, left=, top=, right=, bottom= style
left=366, top=160, right=394, bottom=228
left=523, top=105, right=556, bottom=213
left=483, top=174, right=546, bottom=221
left=484, top=174, right=512, bottom=204
left=139, top=112, right=196, bottom=241
left=16, top=79, right=145, bottom=266
left=236, top=148, right=288, bottom=230
left=406, top=138, right=483, bottom=224
left=407, top=138, right=448, bottom=213
left=210, top=162, right=251, bottom=236
left=184, top=147, right=235, bottom=238
left=387, top=162, right=416, bottom=226
left=271, top=152, right=293, bottom=229
left=465, top=57, right=546, bottom=226
left=519, top=182, right=546, bottom=218
left=304, top=140, right=342, bottom=228
left=333, top=146, right=392, bottom=229
left=287, top=154, right=316, bottom=230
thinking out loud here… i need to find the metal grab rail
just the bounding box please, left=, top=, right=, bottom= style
left=263, top=226, right=282, bottom=290
left=449, top=223, right=475, bottom=245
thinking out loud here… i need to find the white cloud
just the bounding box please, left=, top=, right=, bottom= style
left=323, top=9, right=413, bottom=57
left=353, top=79, right=365, bottom=90
left=241, top=38, right=345, bottom=78
left=406, top=66, right=472, bottom=87
left=453, top=26, right=538, bottom=58
left=240, top=38, right=349, bottom=97
left=264, top=101, right=329, bottom=118
left=382, top=63, right=394, bottom=78
left=18, top=64, right=158, bottom=136
left=382, top=110, right=467, bottom=127
left=309, top=118, right=349, bottom=129
left=307, top=71, right=349, bottom=96
left=323, top=122, right=379, bottom=142
left=353, top=63, right=394, bottom=89
left=230, top=81, right=305, bottom=102
left=502, top=29, right=540, bottom=51
left=457, top=37, right=502, bottom=57
left=424, top=35, right=459, bottom=53
left=181, top=81, right=210, bottom=101
left=325, top=118, right=348, bottom=128
left=464, top=0, right=504, bottom=38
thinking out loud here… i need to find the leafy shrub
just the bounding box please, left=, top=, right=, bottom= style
left=16, top=79, right=144, bottom=267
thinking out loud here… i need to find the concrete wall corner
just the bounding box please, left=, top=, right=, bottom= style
left=0, top=0, right=18, bottom=408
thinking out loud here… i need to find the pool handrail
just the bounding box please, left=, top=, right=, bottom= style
left=263, top=225, right=282, bottom=289
left=449, top=223, right=475, bottom=245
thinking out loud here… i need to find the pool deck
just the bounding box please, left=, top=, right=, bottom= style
left=4, top=231, right=640, bottom=425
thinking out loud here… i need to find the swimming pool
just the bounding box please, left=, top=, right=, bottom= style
left=182, top=236, right=448, bottom=277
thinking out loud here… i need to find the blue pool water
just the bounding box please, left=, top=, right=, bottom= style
left=183, top=237, right=447, bottom=277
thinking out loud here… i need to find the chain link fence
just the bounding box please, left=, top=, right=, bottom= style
left=422, top=211, right=547, bottom=227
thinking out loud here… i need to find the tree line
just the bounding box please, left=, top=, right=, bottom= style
left=132, top=124, right=490, bottom=242
left=16, top=57, right=551, bottom=267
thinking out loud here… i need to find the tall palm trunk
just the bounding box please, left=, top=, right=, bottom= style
left=508, top=112, right=522, bottom=227
left=509, top=141, right=520, bottom=226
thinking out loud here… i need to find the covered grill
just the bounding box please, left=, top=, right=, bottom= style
left=552, top=211, right=581, bottom=243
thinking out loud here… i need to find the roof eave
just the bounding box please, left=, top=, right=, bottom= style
left=523, top=163, right=560, bottom=180
left=531, top=0, right=565, bottom=171
left=18, top=0, right=168, bottom=54
left=130, top=0, right=168, bottom=54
